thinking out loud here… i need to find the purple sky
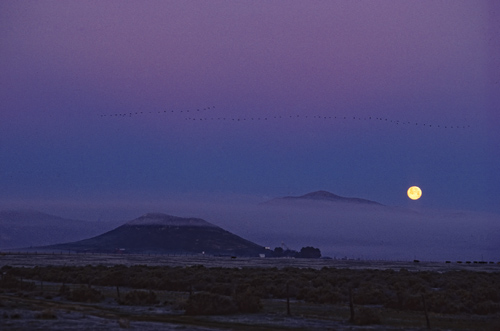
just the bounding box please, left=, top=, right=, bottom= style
left=1, top=1, right=499, bottom=216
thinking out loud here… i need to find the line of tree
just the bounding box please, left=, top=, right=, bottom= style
left=272, top=246, right=321, bottom=258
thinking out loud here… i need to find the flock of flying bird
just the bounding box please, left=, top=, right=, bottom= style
left=99, top=105, right=470, bottom=129
left=98, top=106, right=216, bottom=117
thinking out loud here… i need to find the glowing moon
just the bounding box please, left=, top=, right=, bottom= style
left=407, top=186, right=422, bottom=200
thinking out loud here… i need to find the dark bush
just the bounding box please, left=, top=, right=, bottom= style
left=59, top=284, right=70, bottom=296
left=234, top=290, right=262, bottom=313
left=121, top=290, right=158, bottom=305
left=403, top=294, right=423, bottom=311
left=355, top=284, right=389, bottom=305
left=473, top=300, right=499, bottom=315
left=184, top=292, right=238, bottom=315
left=67, top=286, right=103, bottom=303
left=0, top=274, right=36, bottom=290
left=354, top=307, right=381, bottom=325
left=35, top=309, right=57, bottom=319
left=208, top=283, right=233, bottom=296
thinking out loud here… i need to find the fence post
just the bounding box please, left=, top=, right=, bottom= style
left=421, top=293, right=431, bottom=329
left=286, top=282, right=291, bottom=316
left=349, top=287, right=355, bottom=323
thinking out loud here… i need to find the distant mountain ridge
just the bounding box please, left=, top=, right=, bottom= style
left=43, top=213, right=266, bottom=256
left=269, top=190, right=383, bottom=206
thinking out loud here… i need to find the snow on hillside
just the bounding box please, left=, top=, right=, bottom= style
left=125, top=213, right=217, bottom=227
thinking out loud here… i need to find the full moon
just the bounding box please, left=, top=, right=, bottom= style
left=407, top=186, right=422, bottom=200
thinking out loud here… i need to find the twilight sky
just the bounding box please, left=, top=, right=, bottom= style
left=1, top=1, right=500, bottom=219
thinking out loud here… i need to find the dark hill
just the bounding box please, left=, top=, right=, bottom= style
left=268, top=190, right=383, bottom=206
left=44, top=213, right=266, bottom=257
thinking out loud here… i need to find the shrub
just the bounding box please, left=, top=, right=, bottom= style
left=67, top=286, right=103, bottom=303
left=117, top=318, right=130, bottom=328
left=184, top=292, right=238, bottom=315
left=121, top=290, right=158, bottom=305
left=59, top=284, right=70, bottom=296
left=234, top=290, right=262, bottom=313
left=354, top=307, right=381, bottom=325
left=208, top=283, right=233, bottom=296
left=35, top=309, right=57, bottom=319
left=0, top=274, right=36, bottom=290
left=473, top=301, right=499, bottom=315
left=355, top=284, right=388, bottom=305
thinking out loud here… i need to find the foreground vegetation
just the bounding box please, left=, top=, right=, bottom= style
left=1, top=263, right=499, bottom=329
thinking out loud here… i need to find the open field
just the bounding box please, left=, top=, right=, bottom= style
left=1, top=252, right=499, bottom=330
left=1, top=251, right=499, bottom=272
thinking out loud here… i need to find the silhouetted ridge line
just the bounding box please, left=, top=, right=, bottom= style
left=274, top=190, right=383, bottom=205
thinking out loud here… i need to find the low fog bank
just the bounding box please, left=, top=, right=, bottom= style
left=0, top=210, right=122, bottom=249
left=167, top=200, right=499, bottom=262
left=2, top=196, right=499, bottom=261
